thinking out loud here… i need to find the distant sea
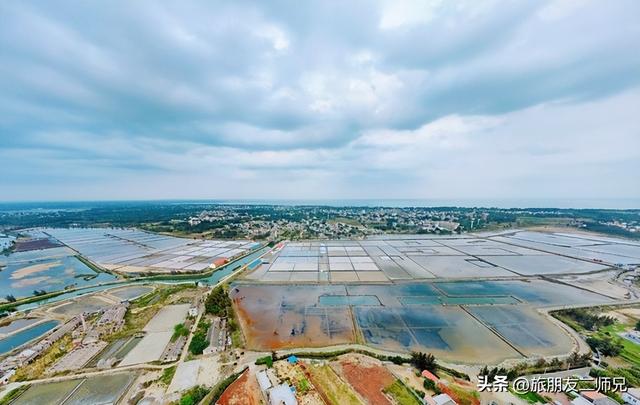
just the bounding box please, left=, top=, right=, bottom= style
left=0, top=198, right=639, bottom=211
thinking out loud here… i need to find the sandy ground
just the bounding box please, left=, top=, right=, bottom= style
left=196, top=355, right=221, bottom=387
left=120, top=331, right=173, bottom=366
left=143, top=304, right=190, bottom=332
left=10, top=261, right=60, bottom=279
left=603, top=309, right=633, bottom=324
left=11, top=276, right=57, bottom=289
left=167, top=356, right=221, bottom=393
left=168, top=360, right=200, bottom=393
left=617, top=307, right=640, bottom=320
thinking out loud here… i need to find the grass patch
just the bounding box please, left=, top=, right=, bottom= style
left=106, top=305, right=158, bottom=341
left=178, top=385, right=209, bottom=405
left=159, top=365, right=176, bottom=385
left=441, top=383, right=480, bottom=405
left=256, top=355, right=273, bottom=368
left=383, top=379, right=422, bottom=405
left=597, top=323, right=640, bottom=365
left=510, top=388, right=548, bottom=404
left=172, top=323, right=189, bottom=342
left=297, top=378, right=310, bottom=394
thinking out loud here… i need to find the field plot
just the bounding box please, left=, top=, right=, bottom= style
left=86, top=336, right=142, bottom=367
left=408, top=256, right=514, bottom=278
left=217, top=369, right=262, bottom=405
left=120, top=304, right=189, bottom=365
left=12, top=373, right=135, bottom=405
left=304, top=363, right=362, bottom=405
left=332, top=354, right=395, bottom=405
left=11, top=379, right=82, bottom=405
left=44, top=228, right=260, bottom=275
left=50, top=295, right=114, bottom=316
left=106, top=285, right=154, bottom=301
left=63, top=373, right=135, bottom=405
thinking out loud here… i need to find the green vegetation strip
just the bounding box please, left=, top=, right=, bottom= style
left=509, top=387, right=548, bottom=404
left=255, top=355, right=273, bottom=368
left=0, top=384, right=31, bottom=405
left=178, top=385, right=209, bottom=405
left=159, top=366, right=176, bottom=385
left=383, top=380, right=422, bottom=405
left=74, top=255, right=107, bottom=273
left=189, top=319, right=210, bottom=355
left=276, top=349, right=469, bottom=380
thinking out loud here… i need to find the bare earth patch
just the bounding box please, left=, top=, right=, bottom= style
left=332, top=354, right=395, bottom=405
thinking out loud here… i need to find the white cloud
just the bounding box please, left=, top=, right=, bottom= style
left=0, top=0, right=638, bottom=202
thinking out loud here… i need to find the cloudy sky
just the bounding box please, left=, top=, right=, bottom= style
left=1, top=0, right=639, bottom=205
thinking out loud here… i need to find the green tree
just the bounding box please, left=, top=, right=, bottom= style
left=189, top=333, right=209, bottom=355
left=410, top=352, right=437, bottom=373
left=205, top=286, right=232, bottom=316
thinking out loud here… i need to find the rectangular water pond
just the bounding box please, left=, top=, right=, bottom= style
left=0, top=320, right=59, bottom=354
left=467, top=305, right=574, bottom=357
left=318, top=295, right=381, bottom=306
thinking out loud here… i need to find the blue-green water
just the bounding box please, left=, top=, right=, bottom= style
left=0, top=254, right=116, bottom=300
left=0, top=320, right=59, bottom=354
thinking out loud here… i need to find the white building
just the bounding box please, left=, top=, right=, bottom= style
left=269, top=384, right=297, bottom=405
left=623, top=388, right=640, bottom=405
left=0, top=369, right=15, bottom=385
left=256, top=370, right=272, bottom=392
left=426, top=393, right=457, bottom=405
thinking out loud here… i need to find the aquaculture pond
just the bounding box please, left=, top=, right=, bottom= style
left=0, top=249, right=116, bottom=300
left=13, top=246, right=270, bottom=312
left=0, top=318, right=39, bottom=336
left=0, top=320, right=59, bottom=354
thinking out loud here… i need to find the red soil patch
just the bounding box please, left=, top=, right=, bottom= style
left=13, top=238, right=62, bottom=252
left=334, top=356, right=395, bottom=405
left=217, top=369, right=262, bottom=405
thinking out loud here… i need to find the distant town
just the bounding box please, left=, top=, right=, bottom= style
left=1, top=202, right=638, bottom=241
